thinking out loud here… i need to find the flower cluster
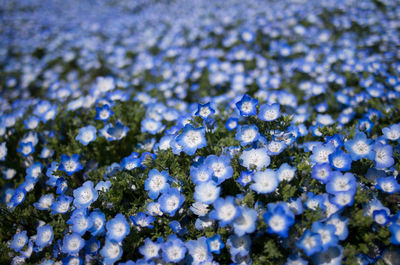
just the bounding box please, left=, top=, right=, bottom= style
left=1, top=0, right=400, bottom=264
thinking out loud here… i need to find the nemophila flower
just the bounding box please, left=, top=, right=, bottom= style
left=106, top=213, right=130, bottom=242
left=277, top=163, right=296, bottom=182
left=266, top=140, right=287, bottom=155
left=39, top=147, right=54, bottom=159
left=46, top=162, right=59, bottom=187
left=358, top=118, right=374, bottom=133
left=170, top=220, right=187, bottom=236
left=61, top=233, right=85, bottom=255
left=68, top=209, right=93, bottom=235
left=373, top=209, right=390, bottom=225
left=287, top=197, right=304, bottom=215
left=373, top=142, right=394, bottom=169
left=389, top=224, right=400, bottom=244
left=34, top=194, right=54, bottom=210
left=376, top=176, right=400, bottom=194
left=26, top=162, right=43, bottom=179
left=141, top=118, right=164, bottom=135
left=145, top=169, right=170, bottom=200
left=23, top=116, right=40, bottom=130
left=331, top=190, right=356, bottom=208
left=237, top=171, right=253, bottom=187
left=235, top=125, right=260, bottom=146
left=225, top=117, right=239, bottom=131
left=0, top=142, right=7, bottom=161
left=258, top=103, right=280, bottom=121
left=95, top=180, right=111, bottom=192
left=285, top=255, right=308, bottom=265
left=326, top=214, right=349, bottom=241
left=176, top=124, right=207, bottom=155
left=344, top=132, right=375, bottom=161
left=56, top=177, right=68, bottom=194
left=233, top=207, right=258, bottom=236
left=100, top=239, right=123, bottom=265
left=73, top=181, right=98, bottom=208
left=159, top=188, right=185, bottom=217
left=186, top=237, right=211, bottom=265
left=17, top=142, right=34, bottom=157
left=328, top=149, right=352, bottom=171
left=194, top=181, right=221, bottom=205
left=35, top=225, right=53, bottom=249
left=236, top=94, right=258, bottom=117
left=89, top=210, right=106, bottom=236
left=131, top=212, right=155, bottom=229
left=310, top=142, right=336, bottom=164
left=161, top=234, right=187, bottom=263
left=76, top=125, right=97, bottom=146
left=227, top=234, right=251, bottom=256
left=10, top=231, right=28, bottom=252
left=58, top=154, right=83, bottom=176
left=102, top=122, right=129, bottom=141
left=311, top=246, right=343, bottom=265
left=311, top=222, right=339, bottom=251
left=95, top=104, right=113, bottom=121
left=326, top=134, right=344, bottom=148
left=85, top=237, right=100, bottom=255
left=2, top=168, right=16, bottom=180
left=195, top=102, right=215, bottom=119
left=326, top=172, right=357, bottom=195
left=305, top=192, right=326, bottom=211
left=139, top=238, right=161, bottom=260
left=239, top=147, right=270, bottom=170
left=209, top=196, right=239, bottom=227
left=8, top=187, right=26, bottom=209
left=51, top=194, right=73, bottom=214
left=263, top=203, right=295, bottom=238
left=205, top=155, right=233, bottom=184
left=206, top=234, right=224, bottom=254
left=312, top=163, right=332, bottom=184
left=250, top=169, right=279, bottom=194
left=297, top=229, right=322, bottom=256
left=120, top=154, right=142, bottom=171
left=382, top=124, right=400, bottom=141
left=190, top=163, right=212, bottom=185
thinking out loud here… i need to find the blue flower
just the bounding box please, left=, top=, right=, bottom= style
left=102, top=121, right=129, bottom=141
left=131, top=212, right=155, bottom=229
left=372, top=209, right=390, bottom=225
left=373, top=142, right=395, bottom=169
left=10, top=231, right=28, bottom=252
left=233, top=207, right=257, bottom=236
left=328, top=149, right=352, bottom=171
left=296, top=229, right=322, bottom=256
left=46, top=162, right=59, bottom=187
left=263, top=202, right=295, bottom=238
left=186, top=237, right=211, bottom=265
left=310, top=142, right=336, bottom=164
left=120, top=154, right=142, bottom=171
left=139, top=238, right=161, bottom=260
left=195, top=102, right=215, bottom=119
left=88, top=210, right=106, bottom=236
left=73, top=181, right=98, bottom=208
left=326, top=214, right=349, bottom=241
left=159, top=188, right=185, bottom=217
left=382, top=123, right=400, bottom=141
left=95, top=104, right=114, bottom=122
left=277, top=163, right=296, bottom=182
left=225, top=117, right=239, bottom=131
left=330, top=190, right=356, bottom=208
left=311, top=163, right=332, bottom=184
left=194, top=181, right=221, bottom=205
left=206, top=234, right=224, bottom=254
left=209, top=196, right=239, bottom=227
left=50, top=194, right=73, bottom=214
left=61, top=233, right=85, bottom=255
left=67, top=208, right=92, bottom=235
left=237, top=171, right=253, bottom=187
left=235, top=125, right=260, bottom=146
left=258, top=103, right=280, bottom=121
left=35, top=225, right=53, bottom=249
left=75, top=125, right=97, bottom=146
left=100, top=239, right=123, bottom=265
left=8, top=187, right=27, bottom=209
left=144, top=169, right=171, bottom=200
left=311, top=222, right=339, bottom=251
left=161, top=234, right=187, bottom=263
left=326, top=172, right=357, bottom=195
left=344, top=132, right=375, bottom=161
left=250, top=169, right=279, bottom=194
left=33, top=194, right=54, bottom=210
left=389, top=224, right=400, bottom=245
left=376, top=176, right=400, bottom=194
left=58, top=154, right=84, bottom=176
left=190, top=163, right=213, bottom=185
left=23, top=116, right=40, bottom=130
left=106, top=213, right=130, bottom=242
left=85, top=237, right=100, bottom=255
left=17, top=142, right=34, bottom=157
left=176, top=124, right=207, bottom=155
left=236, top=94, right=258, bottom=117
left=204, top=155, right=233, bottom=184
left=141, top=118, right=163, bottom=135
left=227, top=234, right=251, bottom=256
left=0, top=142, right=7, bottom=161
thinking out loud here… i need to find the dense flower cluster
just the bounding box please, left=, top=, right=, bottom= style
left=1, top=0, right=400, bottom=264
